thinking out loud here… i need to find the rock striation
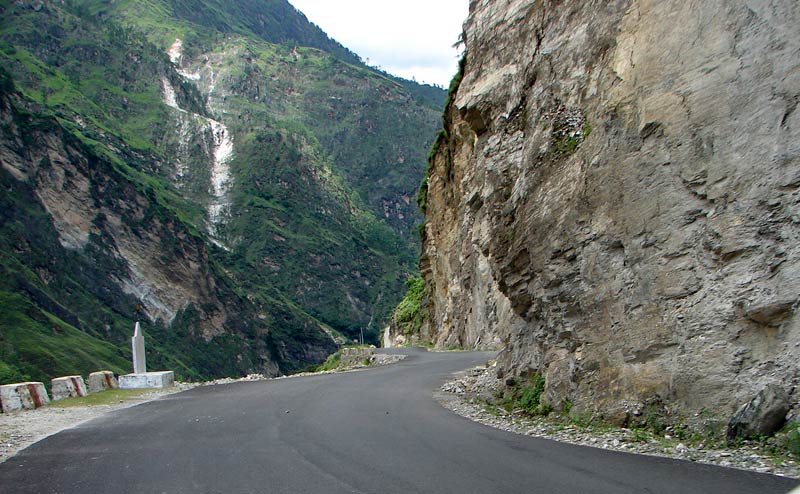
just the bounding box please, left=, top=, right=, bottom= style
left=419, top=0, right=800, bottom=426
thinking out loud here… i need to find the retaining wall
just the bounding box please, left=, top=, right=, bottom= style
left=339, top=347, right=376, bottom=366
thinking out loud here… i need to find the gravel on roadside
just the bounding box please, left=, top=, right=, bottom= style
left=0, top=386, right=195, bottom=464
left=436, top=364, right=800, bottom=480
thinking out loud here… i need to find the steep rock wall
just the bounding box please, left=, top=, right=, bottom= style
left=422, top=0, right=800, bottom=423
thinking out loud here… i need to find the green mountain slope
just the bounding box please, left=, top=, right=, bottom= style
left=0, top=0, right=444, bottom=383
left=83, top=0, right=362, bottom=64
left=81, top=0, right=442, bottom=238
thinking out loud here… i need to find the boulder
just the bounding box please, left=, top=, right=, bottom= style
left=727, top=385, right=790, bottom=440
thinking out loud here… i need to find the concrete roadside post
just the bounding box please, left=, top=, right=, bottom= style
left=88, top=371, right=119, bottom=393
left=132, top=320, right=146, bottom=374
left=119, top=304, right=175, bottom=389
left=0, top=383, right=49, bottom=412
left=51, top=376, right=88, bottom=401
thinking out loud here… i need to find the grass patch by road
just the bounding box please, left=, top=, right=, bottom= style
left=50, top=388, right=159, bottom=408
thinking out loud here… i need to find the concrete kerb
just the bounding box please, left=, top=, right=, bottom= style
left=1, top=370, right=124, bottom=413
left=51, top=376, right=88, bottom=401
left=0, top=382, right=50, bottom=413
left=88, top=371, right=119, bottom=394
left=119, top=371, right=175, bottom=389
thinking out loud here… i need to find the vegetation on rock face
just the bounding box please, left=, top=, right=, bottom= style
left=552, top=120, right=591, bottom=157
left=416, top=54, right=464, bottom=216
left=0, top=0, right=443, bottom=382
left=444, top=55, right=466, bottom=112
left=498, top=375, right=552, bottom=417
left=780, top=422, right=800, bottom=458
left=316, top=350, right=343, bottom=372
left=391, top=275, right=428, bottom=336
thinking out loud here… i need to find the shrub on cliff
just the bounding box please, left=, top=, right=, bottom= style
left=392, top=275, right=427, bottom=335
left=501, top=374, right=552, bottom=416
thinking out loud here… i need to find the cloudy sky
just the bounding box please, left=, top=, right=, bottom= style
left=288, top=0, right=470, bottom=87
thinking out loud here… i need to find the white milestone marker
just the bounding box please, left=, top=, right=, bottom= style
left=132, top=321, right=146, bottom=374
left=120, top=318, right=174, bottom=390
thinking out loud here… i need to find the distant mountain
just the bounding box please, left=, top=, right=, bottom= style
left=83, top=0, right=444, bottom=234
left=93, top=0, right=362, bottom=63
left=0, top=0, right=445, bottom=383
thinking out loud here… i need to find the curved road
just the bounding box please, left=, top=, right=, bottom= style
left=0, top=349, right=797, bottom=493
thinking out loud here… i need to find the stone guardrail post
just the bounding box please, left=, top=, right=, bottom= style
left=0, top=382, right=49, bottom=413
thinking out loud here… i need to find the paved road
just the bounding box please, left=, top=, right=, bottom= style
left=1, top=349, right=797, bottom=493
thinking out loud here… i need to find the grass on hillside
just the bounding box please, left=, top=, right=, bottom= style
left=0, top=291, right=129, bottom=386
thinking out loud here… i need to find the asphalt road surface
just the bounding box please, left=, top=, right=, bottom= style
left=1, top=348, right=797, bottom=493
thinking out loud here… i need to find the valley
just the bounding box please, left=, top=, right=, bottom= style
left=0, top=0, right=443, bottom=382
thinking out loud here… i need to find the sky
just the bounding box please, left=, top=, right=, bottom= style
left=288, top=0, right=470, bottom=87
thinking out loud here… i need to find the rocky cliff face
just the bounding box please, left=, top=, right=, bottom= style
left=420, top=0, right=800, bottom=425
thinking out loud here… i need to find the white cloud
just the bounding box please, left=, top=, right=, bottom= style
left=288, top=0, right=469, bottom=87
